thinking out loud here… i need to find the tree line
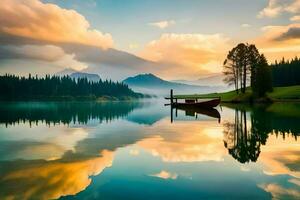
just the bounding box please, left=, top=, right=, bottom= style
left=223, top=43, right=272, bottom=97
left=0, top=74, right=143, bottom=100
left=271, top=57, right=300, bottom=87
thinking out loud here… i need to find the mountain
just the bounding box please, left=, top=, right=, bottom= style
left=124, top=73, right=176, bottom=88
left=123, top=73, right=218, bottom=96
left=55, top=69, right=101, bottom=82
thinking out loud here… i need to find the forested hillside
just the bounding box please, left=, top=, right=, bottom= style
left=0, top=74, right=143, bottom=100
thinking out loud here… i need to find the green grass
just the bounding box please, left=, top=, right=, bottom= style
left=174, top=85, right=300, bottom=103
left=268, top=85, right=300, bottom=100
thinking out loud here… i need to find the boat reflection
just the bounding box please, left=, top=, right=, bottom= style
left=170, top=104, right=221, bottom=123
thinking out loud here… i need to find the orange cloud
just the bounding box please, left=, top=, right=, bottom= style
left=0, top=0, right=113, bottom=49
left=254, top=24, right=300, bottom=62
left=139, top=33, right=230, bottom=79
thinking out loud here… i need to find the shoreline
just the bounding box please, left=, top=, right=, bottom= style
left=174, top=85, right=300, bottom=104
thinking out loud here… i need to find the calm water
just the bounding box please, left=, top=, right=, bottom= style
left=0, top=101, right=300, bottom=200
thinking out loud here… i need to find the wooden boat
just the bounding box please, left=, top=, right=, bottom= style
left=173, top=98, right=220, bottom=108
left=165, top=89, right=221, bottom=108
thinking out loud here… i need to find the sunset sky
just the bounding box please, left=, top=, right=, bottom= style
left=0, top=0, right=300, bottom=80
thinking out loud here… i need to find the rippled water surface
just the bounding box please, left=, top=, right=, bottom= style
left=0, top=101, right=300, bottom=199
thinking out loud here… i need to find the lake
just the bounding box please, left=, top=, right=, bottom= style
left=0, top=100, right=300, bottom=200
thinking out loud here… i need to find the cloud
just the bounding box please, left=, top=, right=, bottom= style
left=139, top=33, right=230, bottom=79
left=149, top=20, right=175, bottom=29
left=275, top=27, right=300, bottom=41
left=258, top=0, right=300, bottom=18
left=0, top=0, right=113, bottom=49
left=150, top=170, right=178, bottom=180
left=257, top=0, right=283, bottom=18
left=252, top=23, right=300, bottom=62
left=290, top=15, right=300, bottom=21
left=0, top=45, right=88, bottom=71
left=285, top=0, right=300, bottom=13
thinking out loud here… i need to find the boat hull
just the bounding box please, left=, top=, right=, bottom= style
left=173, top=98, right=220, bottom=108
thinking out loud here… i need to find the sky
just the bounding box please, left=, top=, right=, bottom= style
left=0, top=0, right=300, bottom=80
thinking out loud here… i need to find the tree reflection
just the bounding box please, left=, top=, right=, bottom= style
left=0, top=101, right=143, bottom=126
left=223, top=105, right=300, bottom=164
left=223, top=109, right=261, bottom=163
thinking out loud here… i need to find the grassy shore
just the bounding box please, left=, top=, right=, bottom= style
left=174, top=85, right=300, bottom=103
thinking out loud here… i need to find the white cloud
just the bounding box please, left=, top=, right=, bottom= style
left=149, top=20, right=176, bottom=29
left=258, top=0, right=283, bottom=18
left=258, top=0, right=300, bottom=18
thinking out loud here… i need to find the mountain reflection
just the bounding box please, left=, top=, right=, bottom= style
left=0, top=102, right=143, bottom=126
left=223, top=104, right=300, bottom=164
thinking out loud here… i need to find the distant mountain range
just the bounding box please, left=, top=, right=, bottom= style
left=123, top=73, right=223, bottom=96
left=55, top=70, right=231, bottom=96
left=56, top=69, right=101, bottom=82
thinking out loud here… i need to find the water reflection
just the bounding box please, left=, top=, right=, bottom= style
left=0, top=101, right=144, bottom=126
left=0, top=101, right=299, bottom=199
left=171, top=105, right=221, bottom=123
left=223, top=104, right=300, bottom=164
left=223, top=108, right=263, bottom=163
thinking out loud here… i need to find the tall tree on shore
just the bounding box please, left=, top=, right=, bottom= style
left=252, top=54, right=272, bottom=97
left=223, top=47, right=239, bottom=93
left=247, top=44, right=260, bottom=90
left=223, top=43, right=261, bottom=93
